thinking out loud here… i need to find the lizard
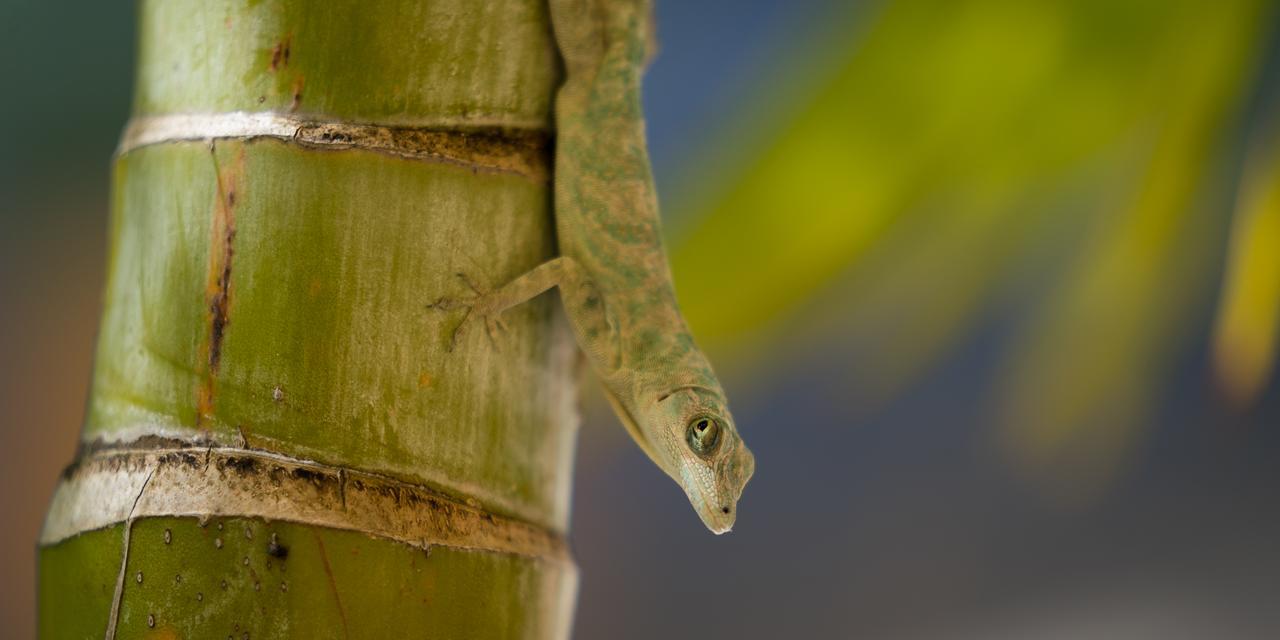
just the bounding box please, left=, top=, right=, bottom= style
left=429, top=0, right=755, bottom=534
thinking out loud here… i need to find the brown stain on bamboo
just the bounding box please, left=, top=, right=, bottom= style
left=289, top=75, right=305, bottom=112
left=313, top=532, right=351, bottom=639
left=197, top=144, right=245, bottom=428
left=268, top=36, right=292, bottom=73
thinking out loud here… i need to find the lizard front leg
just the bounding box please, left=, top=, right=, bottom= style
left=428, top=256, right=619, bottom=367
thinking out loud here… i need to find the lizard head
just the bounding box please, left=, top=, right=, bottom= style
left=643, top=386, right=755, bottom=534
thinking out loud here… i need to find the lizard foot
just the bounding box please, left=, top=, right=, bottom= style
left=426, top=273, right=509, bottom=352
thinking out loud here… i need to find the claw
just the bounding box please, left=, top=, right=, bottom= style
left=456, top=272, right=484, bottom=295
left=429, top=271, right=506, bottom=352
left=426, top=296, right=461, bottom=311
left=447, top=308, right=473, bottom=352
left=484, top=317, right=503, bottom=350
left=426, top=292, right=477, bottom=352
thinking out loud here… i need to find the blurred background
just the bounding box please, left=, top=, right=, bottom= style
left=3, top=0, right=1279, bottom=637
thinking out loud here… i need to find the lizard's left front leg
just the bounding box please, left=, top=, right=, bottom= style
left=428, top=257, right=618, bottom=365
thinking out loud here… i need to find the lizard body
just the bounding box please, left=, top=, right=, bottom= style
left=432, top=0, right=754, bottom=533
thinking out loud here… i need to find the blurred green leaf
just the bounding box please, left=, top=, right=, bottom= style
left=672, top=0, right=1235, bottom=345
left=668, top=0, right=1274, bottom=494
left=994, top=0, right=1269, bottom=497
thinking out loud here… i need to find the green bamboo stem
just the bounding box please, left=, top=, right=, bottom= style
left=39, top=1, right=578, bottom=637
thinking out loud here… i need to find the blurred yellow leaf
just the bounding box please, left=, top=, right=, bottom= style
left=1212, top=124, right=1280, bottom=409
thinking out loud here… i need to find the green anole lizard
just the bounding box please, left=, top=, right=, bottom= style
left=430, top=0, right=755, bottom=534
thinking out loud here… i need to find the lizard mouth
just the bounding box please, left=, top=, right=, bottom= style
left=691, top=489, right=736, bottom=534
left=681, top=468, right=738, bottom=534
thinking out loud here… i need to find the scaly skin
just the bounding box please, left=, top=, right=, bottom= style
left=430, top=0, right=755, bottom=533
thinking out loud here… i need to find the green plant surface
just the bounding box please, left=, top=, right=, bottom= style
left=38, top=524, right=124, bottom=640
left=87, top=139, right=577, bottom=530
left=39, top=518, right=574, bottom=639
left=134, top=0, right=560, bottom=129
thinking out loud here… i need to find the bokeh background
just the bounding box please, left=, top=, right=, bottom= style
left=4, top=0, right=1280, bottom=637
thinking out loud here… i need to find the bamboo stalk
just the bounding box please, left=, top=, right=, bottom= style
left=39, top=1, right=578, bottom=637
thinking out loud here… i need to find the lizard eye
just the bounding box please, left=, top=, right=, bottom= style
left=686, top=417, right=721, bottom=456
